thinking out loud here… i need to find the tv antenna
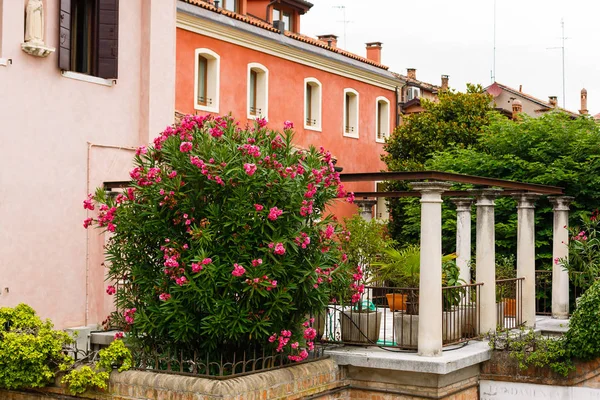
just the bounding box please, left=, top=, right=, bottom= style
left=333, top=5, right=352, bottom=48
left=547, top=18, right=569, bottom=108
left=492, top=0, right=496, bottom=83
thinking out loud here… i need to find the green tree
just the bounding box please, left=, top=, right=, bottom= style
left=428, top=112, right=600, bottom=264
left=382, top=84, right=494, bottom=246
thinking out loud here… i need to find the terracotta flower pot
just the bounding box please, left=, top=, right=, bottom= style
left=385, top=293, right=407, bottom=312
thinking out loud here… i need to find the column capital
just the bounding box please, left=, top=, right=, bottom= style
left=512, top=193, right=542, bottom=209
left=468, top=188, right=503, bottom=206
left=549, top=196, right=575, bottom=211
left=410, top=181, right=453, bottom=193
left=450, top=197, right=474, bottom=212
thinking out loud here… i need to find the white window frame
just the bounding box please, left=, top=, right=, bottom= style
left=406, top=86, right=421, bottom=101
left=247, top=62, right=269, bottom=121
left=375, top=96, right=391, bottom=143
left=343, top=88, right=359, bottom=139
left=374, top=181, right=390, bottom=221
left=194, top=48, right=220, bottom=114
left=304, top=77, right=322, bottom=132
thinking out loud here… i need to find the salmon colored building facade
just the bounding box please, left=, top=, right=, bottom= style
left=175, top=0, right=441, bottom=219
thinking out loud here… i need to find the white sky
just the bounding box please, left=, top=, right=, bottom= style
left=302, top=0, right=600, bottom=114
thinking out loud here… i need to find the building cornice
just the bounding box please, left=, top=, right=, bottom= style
left=176, top=11, right=402, bottom=92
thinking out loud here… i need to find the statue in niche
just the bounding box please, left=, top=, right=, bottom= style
left=25, top=0, right=44, bottom=44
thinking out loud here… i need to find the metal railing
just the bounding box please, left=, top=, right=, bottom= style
left=535, top=270, right=588, bottom=316
left=306, top=118, right=317, bottom=126
left=496, top=277, right=524, bottom=330
left=315, top=283, right=481, bottom=350
left=249, top=106, right=262, bottom=115
left=197, top=96, right=213, bottom=105
left=129, top=346, right=326, bottom=379
left=345, top=125, right=354, bottom=133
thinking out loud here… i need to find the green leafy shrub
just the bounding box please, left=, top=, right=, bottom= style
left=84, top=116, right=353, bottom=361
left=62, top=340, right=132, bottom=395
left=560, top=213, right=600, bottom=293
left=565, top=279, right=600, bottom=360
left=0, top=304, right=74, bottom=390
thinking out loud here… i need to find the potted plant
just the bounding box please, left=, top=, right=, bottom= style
left=372, top=245, right=458, bottom=347
left=441, top=260, right=465, bottom=342
left=495, top=255, right=517, bottom=327
left=338, top=216, right=390, bottom=345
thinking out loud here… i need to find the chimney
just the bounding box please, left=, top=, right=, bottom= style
left=317, top=34, right=338, bottom=48
left=407, top=68, right=416, bottom=80
left=519, top=85, right=522, bottom=92
left=273, top=20, right=285, bottom=34
left=365, top=42, right=383, bottom=64
left=549, top=96, right=558, bottom=107
left=512, top=99, right=523, bottom=120
left=441, top=75, right=449, bottom=91
left=580, top=88, right=589, bottom=115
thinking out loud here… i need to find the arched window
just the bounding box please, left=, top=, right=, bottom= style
left=304, top=78, right=322, bottom=131
left=343, top=88, right=359, bottom=138
left=375, top=97, right=391, bottom=142
left=247, top=63, right=269, bottom=120
left=194, top=48, right=220, bottom=113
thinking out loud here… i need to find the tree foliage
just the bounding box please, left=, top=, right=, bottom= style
left=382, top=84, right=494, bottom=247
left=428, top=112, right=600, bottom=263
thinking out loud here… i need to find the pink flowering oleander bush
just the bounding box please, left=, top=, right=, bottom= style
left=84, top=115, right=354, bottom=362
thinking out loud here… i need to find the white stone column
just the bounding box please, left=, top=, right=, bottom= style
left=354, top=199, right=377, bottom=222
left=450, top=198, right=474, bottom=285
left=549, top=196, right=574, bottom=319
left=469, top=189, right=503, bottom=334
left=410, top=182, right=452, bottom=357
left=513, top=193, right=541, bottom=328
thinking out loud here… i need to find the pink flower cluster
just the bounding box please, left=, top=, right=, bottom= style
left=238, top=143, right=261, bottom=158
left=269, top=323, right=316, bottom=362
left=283, top=120, right=294, bottom=130
left=244, top=275, right=277, bottom=291
left=232, top=263, right=246, bottom=277
left=294, top=232, right=311, bottom=249
left=313, top=266, right=335, bottom=289
left=350, top=265, right=365, bottom=304
left=300, top=200, right=314, bottom=217
left=254, top=204, right=264, bottom=211
left=114, top=332, right=124, bottom=340
left=244, top=163, right=257, bottom=176
left=574, top=231, right=588, bottom=241
left=268, top=242, right=286, bottom=255
left=256, top=117, right=268, bottom=128
left=83, top=194, right=95, bottom=210
left=268, top=207, right=283, bottom=221
left=159, top=293, right=171, bottom=301
left=251, top=258, right=263, bottom=267
left=179, top=141, right=193, bottom=153
left=191, top=258, right=212, bottom=273
left=190, top=156, right=225, bottom=186
left=124, top=308, right=136, bottom=324
left=97, top=204, right=117, bottom=232
left=135, top=145, right=147, bottom=156
left=106, top=285, right=116, bottom=295
left=153, top=114, right=209, bottom=150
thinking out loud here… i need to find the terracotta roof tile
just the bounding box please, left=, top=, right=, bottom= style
left=181, top=0, right=389, bottom=70
left=391, top=72, right=440, bottom=92
left=488, top=82, right=579, bottom=117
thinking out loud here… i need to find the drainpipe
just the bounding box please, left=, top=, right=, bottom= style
left=394, top=86, right=400, bottom=127
left=266, top=0, right=278, bottom=22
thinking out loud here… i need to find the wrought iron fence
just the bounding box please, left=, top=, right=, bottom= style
left=315, top=283, right=481, bottom=350
left=535, top=270, right=588, bottom=316
left=495, top=277, right=524, bottom=330
left=129, top=346, right=326, bottom=379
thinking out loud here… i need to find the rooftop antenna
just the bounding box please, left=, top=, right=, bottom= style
left=547, top=18, right=569, bottom=108
left=333, top=5, right=352, bottom=48
left=492, top=0, right=496, bottom=83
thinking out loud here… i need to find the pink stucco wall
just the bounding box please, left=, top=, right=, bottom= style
left=0, top=0, right=176, bottom=329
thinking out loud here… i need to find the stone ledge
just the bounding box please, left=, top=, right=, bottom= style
left=326, top=340, right=491, bottom=375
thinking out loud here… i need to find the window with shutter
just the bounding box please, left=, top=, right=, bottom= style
left=343, top=88, right=359, bottom=138
left=304, top=78, right=322, bottom=131
left=194, top=48, right=220, bottom=113
left=59, top=0, right=119, bottom=80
